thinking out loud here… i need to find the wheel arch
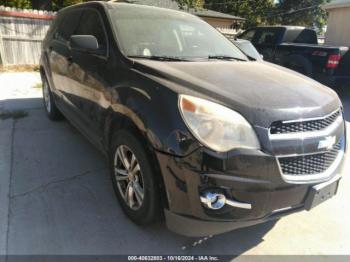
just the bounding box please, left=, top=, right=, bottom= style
left=105, top=110, right=169, bottom=209
left=102, top=82, right=201, bottom=210
left=103, top=83, right=200, bottom=157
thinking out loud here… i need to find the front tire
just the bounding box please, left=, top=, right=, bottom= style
left=109, top=130, right=161, bottom=225
left=42, top=75, right=62, bottom=120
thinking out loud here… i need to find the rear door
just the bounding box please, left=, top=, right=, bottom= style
left=64, top=8, right=109, bottom=145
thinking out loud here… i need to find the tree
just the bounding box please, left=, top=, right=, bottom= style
left=271, top=0, right=331, bottom=34
left=0, top=0, right=31, bottom=9
left=204, top=0, right=330, bottom=33
left=52, top=0, right=87, bottom=11
left=176, top=0, right=204, bottom=10
left=204, top=0, right=274, bottom=29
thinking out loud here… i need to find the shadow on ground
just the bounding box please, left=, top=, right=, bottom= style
left=3, top=98, right=278, bottom=256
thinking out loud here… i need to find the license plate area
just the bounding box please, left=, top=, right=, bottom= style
left=305, top=175, right=341, bottom=211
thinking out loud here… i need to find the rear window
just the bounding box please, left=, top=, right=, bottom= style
left=283, top=29, right=317, bottom=44
left=255, top=30, right=279, bottom=45
left=239, top=29, right=256, bottom=42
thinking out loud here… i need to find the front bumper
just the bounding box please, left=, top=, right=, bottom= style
left=156, top=145, right=346, bottom=237
left=164, top=205, right=304, bottom=237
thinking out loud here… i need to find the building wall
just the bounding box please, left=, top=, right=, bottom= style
left=201, top=17, right=235, bottom=28
left=325, top=7, right=350, bottom=47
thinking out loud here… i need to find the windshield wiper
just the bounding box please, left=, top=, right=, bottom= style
left=128, top=55, right=189, bottom=61
left=208, top=55, right=247, bottom=61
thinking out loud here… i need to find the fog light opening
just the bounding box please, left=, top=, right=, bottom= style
left=200, top=190, right=252, bottom=210
left=200, top=192, right=226, bottom=210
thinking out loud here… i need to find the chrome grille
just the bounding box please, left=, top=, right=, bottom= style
left=278, top=140, right=342, bottom=176
left=270, top=110, right=341, bottom=135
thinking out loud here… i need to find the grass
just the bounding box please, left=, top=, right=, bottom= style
left=0, top=64, right=39, bottom=72
left=0, top=110, right=28, bottom=120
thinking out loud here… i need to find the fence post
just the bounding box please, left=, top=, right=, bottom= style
left=0, top=8, right=6, bottom=65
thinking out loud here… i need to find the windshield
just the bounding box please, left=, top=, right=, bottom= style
left=234, top=39, right=261, bottom=61
left=108, top=4, right=248, bottom=61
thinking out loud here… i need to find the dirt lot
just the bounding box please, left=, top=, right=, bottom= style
left=0, top=72, right=349, bottom=257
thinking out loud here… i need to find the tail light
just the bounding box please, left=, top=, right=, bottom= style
left=327, top=54, right=341, bottom=69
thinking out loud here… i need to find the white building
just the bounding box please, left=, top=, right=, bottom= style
left=324, top=0, right=350, bottom=46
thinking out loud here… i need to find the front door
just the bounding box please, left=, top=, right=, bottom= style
left=48, top=9, right=82, bottom=107
left=65, top=8, right=109, bottom=146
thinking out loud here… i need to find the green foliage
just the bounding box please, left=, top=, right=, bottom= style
left=271, top=0, right=331, bottom=34
left=0, top=0, right=32, bottom=9
left=204, top=0, right=274, bottom=29
left=52, top=0, right=86, bottom=11
left=204, top=0, right=330, bottom=33
left=176, top=0, right=204, bottom=10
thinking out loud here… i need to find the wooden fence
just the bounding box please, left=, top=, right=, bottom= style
left=0, top=6, right=55, bottom=65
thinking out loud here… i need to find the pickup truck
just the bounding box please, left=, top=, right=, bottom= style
left=238, top=26, right=350, bottom=88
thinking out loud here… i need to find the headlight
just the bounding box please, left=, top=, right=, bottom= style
left=179, top=95, right=260, bottom=152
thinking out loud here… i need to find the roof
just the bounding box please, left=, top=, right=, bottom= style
left=191, top=8, right=244, bottom=20
left=116, top=0, right=244, bottom=20
left=323, top=0, right=350, bottom=9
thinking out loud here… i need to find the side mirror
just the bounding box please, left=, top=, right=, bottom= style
left=70, top=35, right=99, bottom=52
left=260, top=54, right=264, bottom=60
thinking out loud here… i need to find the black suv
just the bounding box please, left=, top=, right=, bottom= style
left=40, top=2, right=346, bottom=237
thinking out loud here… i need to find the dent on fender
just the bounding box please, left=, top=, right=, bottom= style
left=108, top=82, right=200, bottom=156
left=109, top=102, right=199, bottom=156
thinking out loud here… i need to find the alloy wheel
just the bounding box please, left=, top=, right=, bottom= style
left=114, top=145, right=145, bottom=210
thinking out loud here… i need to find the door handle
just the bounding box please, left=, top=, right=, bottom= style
left=67, top=56, right=73, bottom=65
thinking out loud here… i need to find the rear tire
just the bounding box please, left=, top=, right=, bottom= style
left=109, top=130, right=161, bottom=225
left=42, top=75, right=62, bottom=120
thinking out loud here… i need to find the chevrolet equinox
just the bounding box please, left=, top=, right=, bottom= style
left=40, top=2, right=347, bottom=237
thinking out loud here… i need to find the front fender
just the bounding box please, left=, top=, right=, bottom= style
left=105, top=77, right=201, bottom=157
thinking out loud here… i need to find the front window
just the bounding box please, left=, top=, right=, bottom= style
left=239, top=29, right=256, bottom=42
left=108, top=4, right=248, bottom=61
left=256, top=30, right=278, bottom=45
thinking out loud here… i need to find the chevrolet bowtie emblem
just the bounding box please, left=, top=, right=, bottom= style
left=318, top=136, right=336, bottom=150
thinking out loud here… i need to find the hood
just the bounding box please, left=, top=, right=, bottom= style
left=133, top=60, right=341, bottom=128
